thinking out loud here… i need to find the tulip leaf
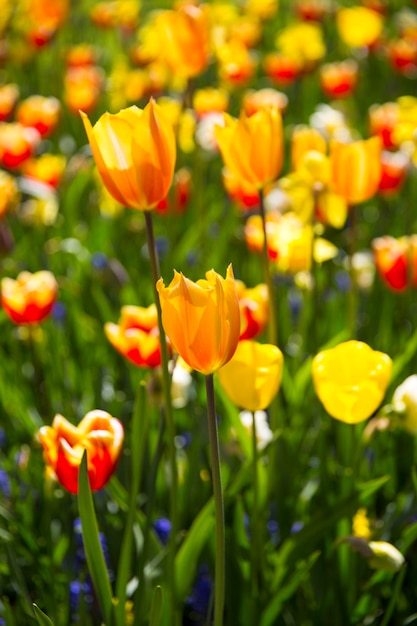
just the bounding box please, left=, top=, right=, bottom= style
left=78, top=452, right=114, bottom=626
left=33, top=604, right=54, bottom=626
left=260, top=551, right=320, bottom=626
left=149, top=586, right=163, bottom=626
left=392, top=324, right=417, bottom=382
left=270, top=475, right=389, bottom=591
left=175, top=498, right=214, bottom=603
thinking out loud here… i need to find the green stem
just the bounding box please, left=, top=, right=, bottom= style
left=205, top=374, right=225, bottom=626
left=250, top=411, right=260, bottom=619
left=144, top=211, right=179, bottom=625
left=348, top=204, right=358, bottom=339
left=259, top=188, right=278, bottom=347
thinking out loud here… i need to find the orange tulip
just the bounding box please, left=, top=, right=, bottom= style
left=81, top=98, right=176, bottom=210
left=1, top=270, right=58, bottom=324
left=330, top=136, right=382, bottom=205
left=21, top=154, right=66, bottom=189
left=0, top=122, right=40, bottom=169
left=38, top=410, right=124, bottom=493
left=65, top=65, right=103, bottom=114
left=319, top=59, right=358, bottom=99
left=156, top=265, right=240, bottom=375
left=242, top=88, right=288, bottom=117
left=372, top=235, right=417, bottom=291
left=369, top=102, right=399, bottom=149
left=235, top=280, right=269, bottom=340
left=156, top=3, right=210, bottom=79
left=0, top=170, right=20, bottom=218
left=378, top=150, right=408, bottom=197
left=16, top=96, right=60, bottom=138
left=105, top=304, right=168, bottom=368
left=215, top=107, right=283, bottom=190
left=264, top=52, right=301, bottom=86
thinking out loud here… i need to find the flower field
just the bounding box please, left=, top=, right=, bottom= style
left=2, top=0, right=417, bottom=624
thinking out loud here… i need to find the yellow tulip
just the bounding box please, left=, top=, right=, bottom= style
left=337, top=7, right=383, bottom=49
left=312, top=340, right=392, bottom=424
left=330, top=136, right=382, bottom=205
left=215, top=107, right=283, bottom=189
left=218, top=340, right=283, bottom=411
left=156, top=265, right=240, bottom=375
left=291, top=125, right=327, bottom=171
left=80, top=98, right=176, bottom=210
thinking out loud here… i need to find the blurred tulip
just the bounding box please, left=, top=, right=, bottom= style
left=0, top=170, right=20, bottom=218
left=336, top=6, right=383, bottom=49
left=221, top=167, right=260, bottom=211
left=372, top=235, right=417, bottom=291
left=66, top=44, right=97, bottom=67
left=64, top=65, right=103, bottom=114
left=215, top=107, right=283, bottom=190
left=392, top=375, right=417, bottom=434
left=16, top=96, right=60, bottom=138
left=1, top=270, right=58, bottom=324
left=217, top=39, right=257, bottom=87
left=21, top=154, right=66, bottom=189
left=312, top=340, right=392, bottom=424
left=156, top=167, right=192, bottom=215
left=242, top=88, right=288, bottom=117
left=105, top=304, right=167, bottom=368
left=156, top=265, right=240, bottom=375
left=244, top=0, right=278, bottom=20
left=193, top=88, right=229, bottom=119
left=276, top=22, right=326, bottom=73
left=295, top=0, right=330, bottom=22
left=38, top=410, right=124, bottom=493
left=291, top=125, right=327, bottom=170
left=81, top=98, right=176, bottom=210
left=0, top=123, right=40, bottom=169
left=264, top=52, right=301, bottom=86
left=25, top=0, right=69, bottom=46
left=330, top=137, right=382, bottom=205
left=369, top=102, right=399, bottom=149
left=218, top=340, right=283, bottom=412
left=0, top=84, right=19, bottom=121
left=319, top=60, right=358, bottom=99
left=387, top=38, right=417, bottom=77
left=378, top=150, right=408, bottom=196
left=156, top=3, right=210, bottom=79
left=368, top=541, right=405, bottom=572
left=235, top=280, right=269, bottom=340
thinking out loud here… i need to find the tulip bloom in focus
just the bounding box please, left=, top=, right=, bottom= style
left=312, top=340, right=392, bottom=424
left=156, top=265, right=240, bottom=375
left=218, top=340, right=283, bottom=412
left=2, top=271, right=58, bottom=324
left=215, top=107, right=283, bottom=190
left=330, top=137, right=382, bottom=205
left=372, top=235, right=417, bottom=291
left=105, top=304, right=168, bottom=368
left=38, top=410, right=124, bottom=493
left=81, top=99, right=176, bottom=210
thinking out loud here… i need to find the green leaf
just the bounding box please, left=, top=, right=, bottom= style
left=33, top=604, right=54, bottom=626
left=175, top=499, right=214, bottom=603
left=149, top=586, right=163, bottom=626
left=392, top=324, right=417, bottom=381
left=78, top=451, right=114, bottom=626
left=260, top=552, right=320, bottom=626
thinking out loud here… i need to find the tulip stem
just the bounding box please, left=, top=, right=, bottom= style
left=205, top=374, right=225, bottom=626
left=348, top=204, right=358, bottom=339
left=250, top=411, right=260, bottom=619
left=259, top=188, right=278, bottom=347
left=144, top=211, right=179, bottom=625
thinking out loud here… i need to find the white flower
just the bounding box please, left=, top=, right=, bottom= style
left=240, top=410, right=273, bottom=450
left=171, top=360, right=194, bottom=409
left=392, top=374, right=417, bottom=434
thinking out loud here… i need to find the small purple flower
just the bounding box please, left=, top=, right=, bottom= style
left=153, top=518, right=172, bottom=546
